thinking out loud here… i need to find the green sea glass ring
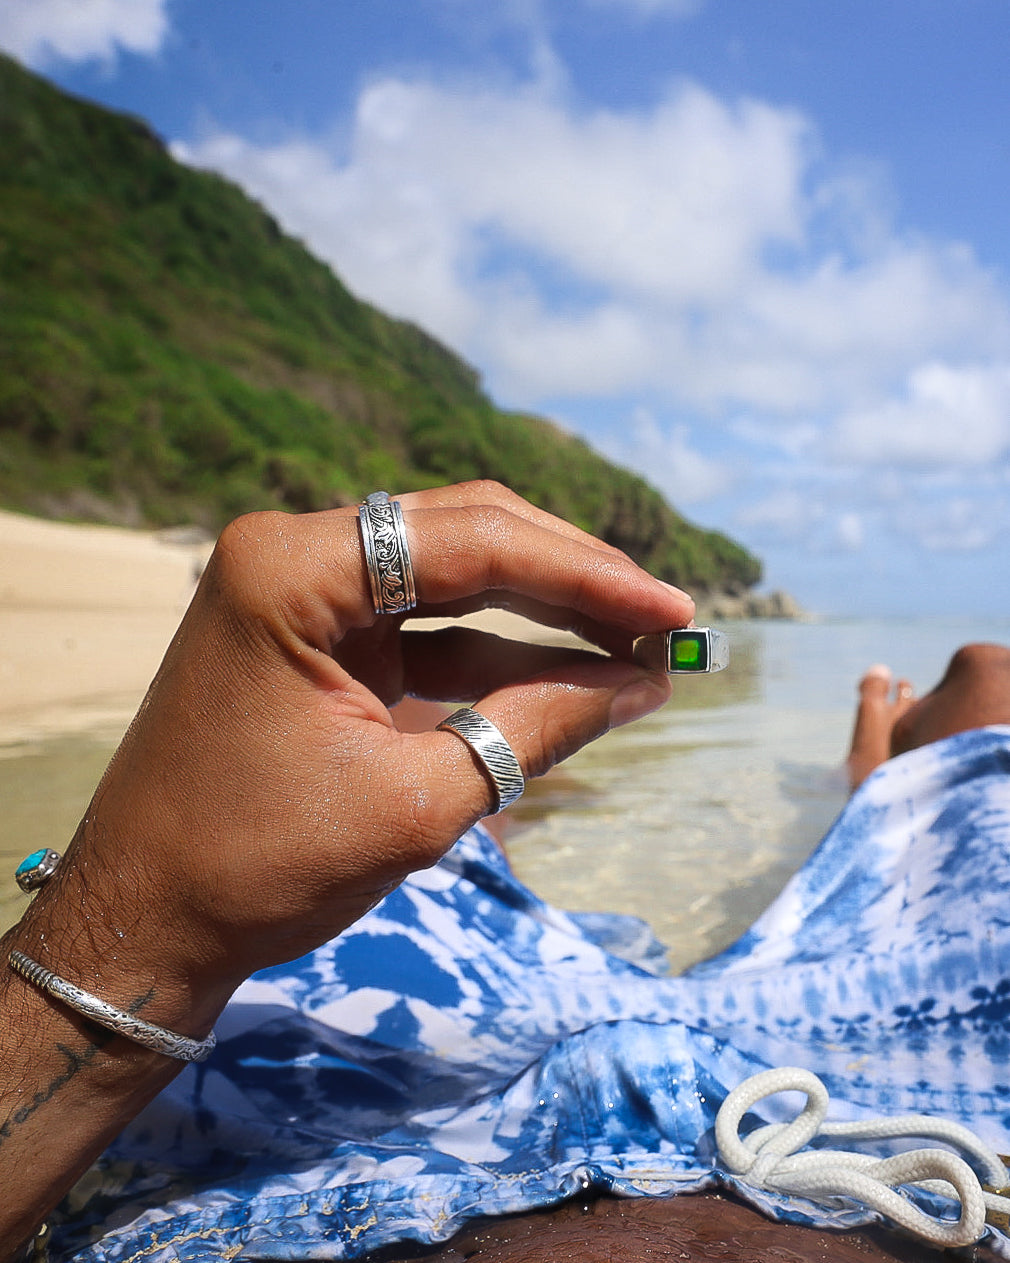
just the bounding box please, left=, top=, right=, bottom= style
left=665, top=628, right=730, bottom=673
left=633, top=627, right=730, bottom=675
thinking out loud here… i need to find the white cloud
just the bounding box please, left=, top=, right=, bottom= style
left=360, top=76, right=808, bottom=309
left=579, top=0, right=705, bottom=16
left=175, top=73, right=1010, bottom=427
left=896, top=496, right=1006, bottom=552
left=174, top=65, right=1010, bottom=577
left=735, top=490, right=823, bottom=545
left=835, top=512, right=864, bottom=550
left=601, top=410, right=733, bottom=504
left=0, top=0, right=168, bottom=66
left=833, top=362, right=1010, bottom=467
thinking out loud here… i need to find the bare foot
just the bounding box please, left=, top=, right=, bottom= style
left=846, top=665, right=916, bottom=792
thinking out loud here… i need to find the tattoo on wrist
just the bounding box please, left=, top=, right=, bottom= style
left=0, top=1035, right=111, bottom=1149
left=0, top=981, right=154, bottom=1150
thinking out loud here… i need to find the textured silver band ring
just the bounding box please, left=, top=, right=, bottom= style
left=358, top=490, right=417, bottom=615
left=437, top=707, right=525, bottom=813
left=8, top=950, right=216, bottom=1063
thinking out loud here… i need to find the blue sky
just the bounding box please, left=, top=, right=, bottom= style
left=3, top=1, right=1010, bottom=617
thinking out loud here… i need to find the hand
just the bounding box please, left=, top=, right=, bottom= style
left=14, top=482, right=694, bottom=1031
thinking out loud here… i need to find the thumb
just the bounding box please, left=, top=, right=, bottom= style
left=416, top=659, right=671, bottom=827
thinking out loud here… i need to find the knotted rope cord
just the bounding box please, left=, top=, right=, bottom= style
left=715, top=1067, right=1010, bottom=1249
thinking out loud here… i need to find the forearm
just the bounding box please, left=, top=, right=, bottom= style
left=0, top=876, right=226, bottom=1260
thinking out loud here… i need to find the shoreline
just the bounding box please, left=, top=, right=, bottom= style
left=0, top=510, right=210, bottom=745
left=0, top=506, right=803, bottom=748
left=0, top=510, right=588, bottom=746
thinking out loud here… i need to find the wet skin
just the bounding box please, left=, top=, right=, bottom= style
left=363, top=1189, right=1003, bottom=1262
left=848, top=643, right=1010, bottom=791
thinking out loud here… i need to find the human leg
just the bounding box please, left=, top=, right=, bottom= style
left=363, top=1190, right=999, bottom=1262
left=846, top=664, right=916, bottom=790
left=891, top=642, right=1010, bottom=756
left=847, top=643, right=1010, bottom=791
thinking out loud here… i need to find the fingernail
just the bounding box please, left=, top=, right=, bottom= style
left=609, top=674, right=671, bottom=729
left=659, top=579, right=693, bottom=602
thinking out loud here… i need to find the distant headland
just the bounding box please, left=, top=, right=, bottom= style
left=0, top=54, right=798, bottom=615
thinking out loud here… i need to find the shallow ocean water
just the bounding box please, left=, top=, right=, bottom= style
left=3, top=616, right=1010, bottom=970
left=506, top=615, right=1010, bottom=969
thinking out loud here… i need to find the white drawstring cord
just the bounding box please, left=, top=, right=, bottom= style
left=715, top=1067, right=1010, bottom=1249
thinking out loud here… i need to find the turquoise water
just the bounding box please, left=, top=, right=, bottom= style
left=4, top=617, right=1010, bottom=965
left=508, top=615, right=1010, bottom=969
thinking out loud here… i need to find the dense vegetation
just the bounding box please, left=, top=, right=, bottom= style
left=0, top=54, right=761, bottom=592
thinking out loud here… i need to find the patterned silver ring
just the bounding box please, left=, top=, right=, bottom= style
left=437, top=708, right=526, bottom=813
left=358, top=491, right=417, bottom=615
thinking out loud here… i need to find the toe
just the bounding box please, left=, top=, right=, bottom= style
left=858, top=664, right=892, bottom=696
left=847, top=665, right=896, bottom=792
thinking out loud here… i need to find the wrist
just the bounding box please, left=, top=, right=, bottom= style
left=8, top=949, right=218, bottom=1063
left=0, top=918, right=206, bottom=1260
left=6, top=847, right=233, bottom=1048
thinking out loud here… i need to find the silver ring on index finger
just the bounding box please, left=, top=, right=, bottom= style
left=358, top=491, right=417, bottom=615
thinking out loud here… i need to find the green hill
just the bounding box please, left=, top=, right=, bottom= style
left=0, top=53, right=761, bottom=593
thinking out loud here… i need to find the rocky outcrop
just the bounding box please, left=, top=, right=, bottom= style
left=695, top=588, right=805, bottom=621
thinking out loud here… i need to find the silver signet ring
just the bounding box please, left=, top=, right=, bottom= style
left=437, top=708, right=526, bottom=813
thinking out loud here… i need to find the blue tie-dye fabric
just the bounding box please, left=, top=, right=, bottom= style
left=54, top=727, right=1010, bottom=1260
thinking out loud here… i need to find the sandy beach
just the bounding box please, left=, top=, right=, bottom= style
left=0, top=510, right=215, bottom=928
left=0, top=509, right=588, bottom=746
left=0, top=510, right=212, bottom=743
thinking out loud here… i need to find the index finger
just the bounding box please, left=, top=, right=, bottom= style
left=403, top=499, right=694, bottom=636
left=400, top=480, right=627, bottom=559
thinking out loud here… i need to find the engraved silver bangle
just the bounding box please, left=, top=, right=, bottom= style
left=358, top=490, right=417, bottom=615
left=437, top=707, right=526, bottom=813
left=8, top=950, right=216, bottom=1063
